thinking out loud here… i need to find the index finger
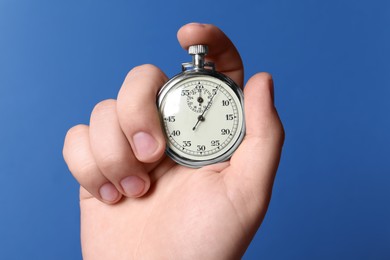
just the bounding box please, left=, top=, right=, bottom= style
left=177, top=23, right=244, bottom=87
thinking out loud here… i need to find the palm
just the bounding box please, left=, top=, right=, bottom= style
left=80, top=156, right=266, bottom=260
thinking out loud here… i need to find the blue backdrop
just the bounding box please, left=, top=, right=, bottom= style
left=0, top=0, right=389, bottom=259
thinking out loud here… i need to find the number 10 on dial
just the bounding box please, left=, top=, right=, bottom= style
left=157, top=45, right=245, bottom=168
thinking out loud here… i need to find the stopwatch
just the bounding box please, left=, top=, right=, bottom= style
left=157, top=45, right=245, bottom=168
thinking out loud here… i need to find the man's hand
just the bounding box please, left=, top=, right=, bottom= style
left=63, top=23, right=284, bottom=260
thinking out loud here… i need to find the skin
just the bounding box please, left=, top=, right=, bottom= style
left=63, top=23, right=284, bottom=260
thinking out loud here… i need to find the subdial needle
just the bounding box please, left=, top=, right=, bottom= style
left=197, top=88, right=204, bottom=104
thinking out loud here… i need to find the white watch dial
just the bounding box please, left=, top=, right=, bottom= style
left=159, top=76, right=244, bottom=163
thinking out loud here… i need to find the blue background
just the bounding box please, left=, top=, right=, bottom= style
left=0, top=0, right=389, bottom=259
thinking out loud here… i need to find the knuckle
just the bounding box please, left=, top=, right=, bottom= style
left=65, top=124, right=88, bottom=139
left=274, top=118, right=285, bottom=146
left=92, top=99, right=116, bottom=116
left=125, top=64, right=168, bottom=84
left=128, top=64, right=159, bottom=76
left=249, top=115, right=284, bottom=146
left=76, top=160, right=98, bottom=179
left=63, top=124, right=88, bottom=158
left=279, top=122, right=286, bottom=144
left=98, top=153, right=128, bottom=173
left=263, top=112, right=285, bottom=146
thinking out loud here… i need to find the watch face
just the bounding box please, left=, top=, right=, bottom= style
left=158, top=73, right=245, bottom=167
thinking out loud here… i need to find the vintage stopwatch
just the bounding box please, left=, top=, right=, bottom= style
left=157, top=45, right=245, bottom=168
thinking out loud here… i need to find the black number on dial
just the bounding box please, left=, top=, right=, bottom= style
left=225, top=114, right=234, bottom=120
left=183, top=141, right=191, bottom=147
left=211, top=140, right=220, bottom=146
left=171, top=130, right=181, bottom=136
left=165, top=116, right=175, bottom=122
left=197, top=145, right=206, bottom=151
left=221, top=129, right=231, bottom=135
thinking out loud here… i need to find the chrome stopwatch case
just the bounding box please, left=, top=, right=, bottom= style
left=157, top=45, right=245, bottom=168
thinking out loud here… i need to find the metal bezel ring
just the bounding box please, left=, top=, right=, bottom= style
left=157, top=69, right=246, bottom=168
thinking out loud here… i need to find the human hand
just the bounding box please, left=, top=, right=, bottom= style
left=63, top=23, right=284, bottom=260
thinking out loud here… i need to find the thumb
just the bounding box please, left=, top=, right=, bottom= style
left=226, top=72, right=284, bottom=205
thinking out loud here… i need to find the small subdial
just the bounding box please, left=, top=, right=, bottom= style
left=186, top=86, right=212, bottom=113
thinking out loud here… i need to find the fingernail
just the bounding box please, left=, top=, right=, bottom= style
left=120, top=176, right=145, bottom=197
left=133, top=132, right=158, bottom=159
left=99, top=183, right=120, bottom=202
